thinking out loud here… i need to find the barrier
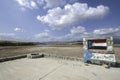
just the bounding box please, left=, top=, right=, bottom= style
left=0, top=54, right=26, bottom=62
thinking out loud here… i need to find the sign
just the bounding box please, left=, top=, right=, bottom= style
left=91, top=53, right=116, bottom=62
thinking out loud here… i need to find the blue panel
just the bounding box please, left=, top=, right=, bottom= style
left=84, top=49, right=92, bottom=62
left=88, top=40, right=92, bottom=49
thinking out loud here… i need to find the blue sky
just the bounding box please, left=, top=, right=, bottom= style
left=0, top=0, right=120, bottom=42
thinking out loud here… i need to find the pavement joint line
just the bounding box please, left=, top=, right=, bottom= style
left=39, top=64, right=63, bottom=80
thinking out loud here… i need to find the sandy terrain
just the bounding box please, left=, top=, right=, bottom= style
left=0, top=45, right=120, bottom=61
left=0, top=46, right=83, bottom=58
left=0, top=58, right=120, bottom=80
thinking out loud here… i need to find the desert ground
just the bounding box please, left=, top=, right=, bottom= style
left=0, top=44, right=120, bottom=62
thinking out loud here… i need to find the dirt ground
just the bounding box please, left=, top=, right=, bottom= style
left=0, top=45, right=120, bottom=61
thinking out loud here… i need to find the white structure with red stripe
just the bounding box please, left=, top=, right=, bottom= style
left=83, top=37, right=116, bottom=65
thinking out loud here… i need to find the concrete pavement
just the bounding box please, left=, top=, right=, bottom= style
left=0, top=58, right=120, bottom=80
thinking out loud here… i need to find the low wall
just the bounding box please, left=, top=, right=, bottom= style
left=0, top=53, right=83, bottom=62
left=0, top=54, right=27, bottom=62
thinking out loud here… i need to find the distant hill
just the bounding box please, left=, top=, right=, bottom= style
left=0, top=37, right=119, bottom=46
left=0, top=40, right=37, bottom=46
left=0, top=40, right=83, bottom=47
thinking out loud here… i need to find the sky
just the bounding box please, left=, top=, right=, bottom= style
left=0, top=0, right=120, bottom=42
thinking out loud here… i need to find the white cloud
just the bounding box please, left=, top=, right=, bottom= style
left=33, top=26, right=119, bottom=42
left=30, top=1, right=37, bottom=8
left=34, top=30, right=49, bottom=39
left=44, top=29, right=50, bottom=33
left=93, top=27, right=120, bottom=35
left=70, top=26, right=86, bottom=34
left=34, top=29, right=51, bottom=41
left=92, top=27, right=120, bottom=40
left=16, top=0, right=37, bottom=9
left=34, top=32, right=49, bottom=38
left=32, top=26, right=120, bottom=42
left=16, top=0, right=67, bottom=9
left=14, top=27, right=23, bottom=32
left=58, top=26, right=120, bottom=41
left=37, top=2, right=109, bottom=29
left=61, top=26, right=89, bottom=41
left=43, top=0, right=66, bottom=9
left=0, top=33, right=16, bottom=40
left=33, top=26, right=89, bottom=42
left=0, top=33, right=33, bottom=41
left=0, top=33, right=15, bottom=37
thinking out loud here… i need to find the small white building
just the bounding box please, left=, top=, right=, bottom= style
left=83, top=37, right=116, bottom=66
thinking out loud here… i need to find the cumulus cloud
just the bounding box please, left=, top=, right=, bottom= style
left=14, top=27, right=23, bottom=32
left=16, top=0, right=68, bottom=9
left=30, top=1, right=37, bottom=8
left=37, top=2, right=109, bottom=29
left=16, top=0, right=37, bottom=9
